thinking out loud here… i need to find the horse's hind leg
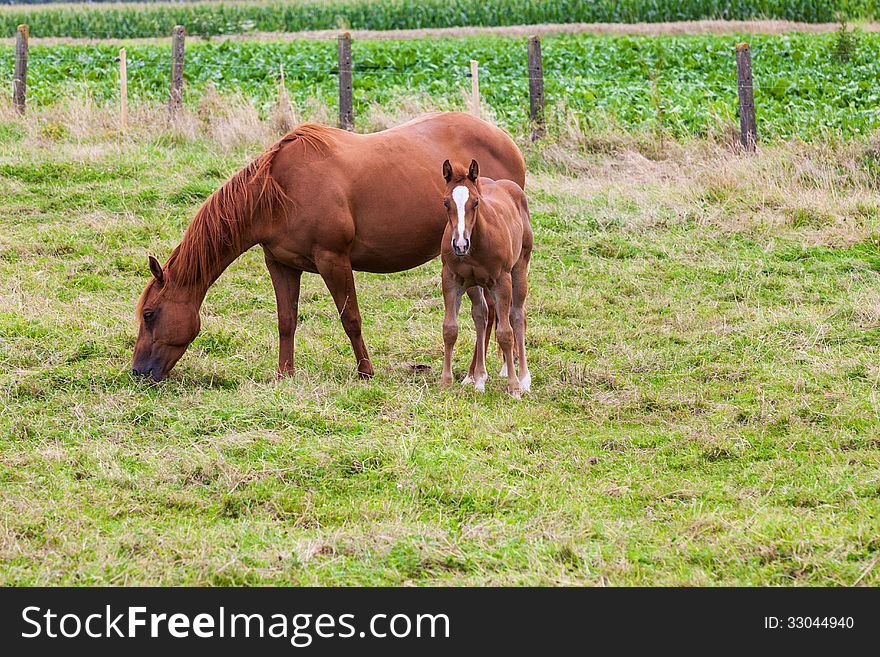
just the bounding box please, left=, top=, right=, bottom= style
left=492, top=273, right=521, bottom=398
left=463, top=286, right=488, bottom=391
left=315, top=251, right=374, bottom=378
left=264, top=249, right=303, bottom=379
left=483, top=289, right=495, bottom=367
left=511, top=252, right=531, bottom=393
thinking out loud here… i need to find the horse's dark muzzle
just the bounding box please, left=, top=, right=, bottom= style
left=131, top=366, right=165, bottom=382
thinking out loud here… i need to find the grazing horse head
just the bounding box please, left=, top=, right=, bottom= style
left=442, top=158, right=481, bottom=257
left=132, top=255, right=201, bottom=382
left=131, top=135, right=289, bottom=382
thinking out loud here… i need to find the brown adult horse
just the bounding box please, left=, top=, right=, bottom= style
left=133, top=112, right=525, bottom=381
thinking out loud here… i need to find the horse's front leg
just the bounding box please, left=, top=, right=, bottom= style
left=440, top=268, right=463, bottom=387
left=263, top=248, right=302, bottom=379
left=315, top=250, right=373, bottom=378
left=463, top=286, right=488, bottom=391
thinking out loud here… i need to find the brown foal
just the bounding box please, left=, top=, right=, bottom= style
left=439, top=159, right=533, bottom=398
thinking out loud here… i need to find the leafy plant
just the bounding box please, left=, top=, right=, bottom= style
left=2, top=32, right=879, bottom=139
left=0, top=0, right=878, bottom=39
left=832, top=21, right=860, bottom=62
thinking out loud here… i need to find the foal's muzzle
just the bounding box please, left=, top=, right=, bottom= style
left=453, top=239, right=470, bottom=256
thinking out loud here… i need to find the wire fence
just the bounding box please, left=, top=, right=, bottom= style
left=6, top=25, right=880, bottom=141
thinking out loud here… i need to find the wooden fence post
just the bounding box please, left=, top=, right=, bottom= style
left=169, top=25, right=185, bottom=116
left=119, top=47, right=128, bottom=132
left=275, top=62, right=296, bottom=131
left=279, top=62, right=286, bottom=104
left=279, top=63, right=293, bottom=118
left=735, top=43, right=757, bottom=152
left=13, top=24, right=28, bottom=116
left=470, top=59, right=480, bottom=117
left=527, top=36, right=545, bottom=141
left=338, top=32, right=353, bottom=130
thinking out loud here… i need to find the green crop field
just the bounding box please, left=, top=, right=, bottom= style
left=1, top=0, right=877, bottom=39
left=2, top=32, right=880, bottom=139
left=1, top=26, right=879, bottom=585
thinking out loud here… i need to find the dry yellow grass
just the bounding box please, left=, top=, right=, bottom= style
left=3, top=92, right=877, bottom=244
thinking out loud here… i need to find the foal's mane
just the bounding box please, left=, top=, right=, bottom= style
left=163, top=123, right=334, bottom=288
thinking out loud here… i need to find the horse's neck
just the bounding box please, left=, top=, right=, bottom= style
left=167, top=223, right=260, bottom=305
left=163, top=146, right=288, bottom=303
left=471, top=205, right=488, bottom=248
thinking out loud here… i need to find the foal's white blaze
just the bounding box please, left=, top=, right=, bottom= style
left=451, top=185, right=470, bottom=252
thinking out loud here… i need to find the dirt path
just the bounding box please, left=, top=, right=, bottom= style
left=3, top=19, right=878, bottom=46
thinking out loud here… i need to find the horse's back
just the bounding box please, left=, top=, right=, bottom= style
left=485, top=177, right=530, bottom=225
left=483, top=178, right=533, bottom=260
left=396, top=113, right=525, bottom=187
left=497, top=178, right=533, bottom=246
left=361, top=112, right=525, bottom=188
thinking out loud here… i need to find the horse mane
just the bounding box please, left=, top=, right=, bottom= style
left=163, top=123, right=335, bottom=288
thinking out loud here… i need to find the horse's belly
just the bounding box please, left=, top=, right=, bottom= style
left=348, top=208, right=446, bottom=273
left=349, top=231, right=441, bottom=273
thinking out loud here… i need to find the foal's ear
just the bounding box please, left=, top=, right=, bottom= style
left=148, top=255, right=165, bottom=285
left=468, top=159, right=480, bottom=182
left=442, top=159, right=453, bottom=184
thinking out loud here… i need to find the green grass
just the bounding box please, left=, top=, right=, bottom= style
left=1, top=97, right=879, bottom=584
left=2, top=0, right=877, bottom=39
left=3, top=32, right=880, bottom=139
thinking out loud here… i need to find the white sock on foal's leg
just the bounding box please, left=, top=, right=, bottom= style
left=474, top=371, right=487, bottom=392
left=519, top=371, right=531, bottom=393
left=499, top=361, right=507, bottom=378
left=462, top=372, right=487, bottom=392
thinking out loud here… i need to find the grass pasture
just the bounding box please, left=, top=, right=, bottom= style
left=1, top=92, right=879, bottom=585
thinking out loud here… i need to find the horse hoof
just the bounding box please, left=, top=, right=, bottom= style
left=519, top=373, right=531, bottom=393
left=509, top=389, right=521, bottom=400
left=461, top=374, right=475, bottom=386
left=358, top=369, right=374, bottom=380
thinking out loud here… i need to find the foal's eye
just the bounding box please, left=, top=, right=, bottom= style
left=143, top=309, right=156, bottom=322
left=472, top=199, right=479, bottom=208
left=443, top=199, right=449, bottom=208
